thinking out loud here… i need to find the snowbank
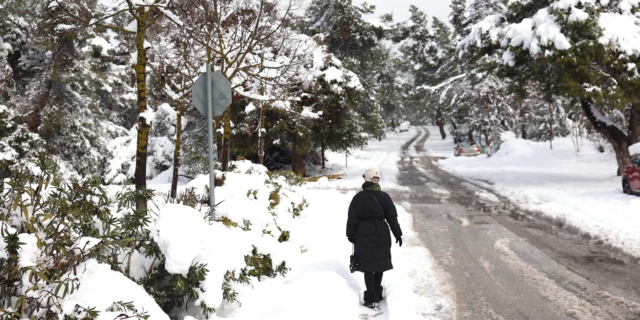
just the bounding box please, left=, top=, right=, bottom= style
left=428, top=126, right=640, bottom=258
left=630, top=142, right=640, bottom=155
left=62, top=260, right=170, bottom=320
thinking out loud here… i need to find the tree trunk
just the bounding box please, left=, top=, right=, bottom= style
left=341, top=21, right=350, bottom=60
left=171, top=102, right=183, bottom=199
left=548, top=103, right=554, bottom=150
left=258, top=105, right=265, bottom=165
left=133, top=8, right=151, bottom=214
left=450, top=119, right=457, bottom=130
left=215, top=116, right=223, bottom=161
left=321, top=141, right=326, bottom=169
left=221, top=108, right=231, bottom=171
left=467, top=130, right=474, bottom=143
left=291, top=149, right=305, bottom=177
left=629, top=102, right=640, bottom=146
left=437, top=120, right=446, bottom=139
left=522, top=124, right=528, bottom=140
left=580, top=99, right=633, bottom=176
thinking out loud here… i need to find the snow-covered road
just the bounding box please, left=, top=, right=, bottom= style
left=399, top=127, right=640, bottom=319
left=303, top=127, right=455, bottom=319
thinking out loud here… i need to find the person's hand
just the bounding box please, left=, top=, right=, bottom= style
left=396, top=237, right=403, bottom=247
left=348, top=235, right=356, bottom=244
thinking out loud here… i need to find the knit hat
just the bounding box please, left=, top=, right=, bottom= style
left=362, top=168, right=380, bottom=182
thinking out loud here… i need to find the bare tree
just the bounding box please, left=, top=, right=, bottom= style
left=166, top=0, right=312, bottom=171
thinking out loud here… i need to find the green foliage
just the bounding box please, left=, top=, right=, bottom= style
left=0, top=106, right=46, bottom=179
left=304, top=65, right=369, bottom=154
left=173, top=187, right=207, bottom=208
left=241, top=219, right=252, bottom=232
left=215, top=174, right=226, bottom=187
left=141, top=262, right=211, bottom=315
left=221, top=270, right=250, bottom=304
left=107, top=301, right=150, bottom=320
left=221, top=246, right=288, bottom=306
left=268, top=185, right=282, bottom=210
left=0, top=155, right=220, bottom=319
left=278, top=230, right=290, bottom=243
left=0, top=0, right=135, bottom=179
left=302, top=0, right=383, bottom=62
left=243, top=246, right=288, bottom=280
left=246, top=189, right=258, bottom=200
left=289, top=198, right=309, bottom=218
left=217, top=216, right=239, bottom=228
left=0, top=155, right=157, bottom=319
left=267, top=170, right=305, bottom=187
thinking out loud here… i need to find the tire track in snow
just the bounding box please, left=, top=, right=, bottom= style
left=494, top=238, right=606, bottom=319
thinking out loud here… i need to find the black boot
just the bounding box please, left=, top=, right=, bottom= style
left=363, top=290, right=378, bottom=308
left=376, top=286, right=383, bottom=302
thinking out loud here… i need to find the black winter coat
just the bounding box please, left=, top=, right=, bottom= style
left=346, top=182, right=403, bottom=273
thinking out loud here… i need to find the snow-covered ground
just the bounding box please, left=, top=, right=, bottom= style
left=425, top=126, right=640, bottom=258
left=14, top=123, right=640, bottom=319
left=55, top=127, right=452, bottom=320
left=207, top=127, right=454, bottom=319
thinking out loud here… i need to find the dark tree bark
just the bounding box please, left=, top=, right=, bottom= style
left=221, top=108, right=231, bottom=171
left=171, top=102, right=183, bottom=199
left=291, top=150, right=305, bottom=177
left=321, top=141, right=326, bottom=169
left=258, top=105, right=266, bottom=165
left=340, top=21, right=351, bottom=60
left=629, top=102, right=640, bottom=146
left=215, top=116, right=223, bottom=161
left=133, top=8, right=153, bottom=214
left=548, top=103, right=555, bottom=149
left=436, top=120, right=447, bottom=139
left=580, top=99, right=640, bottom=176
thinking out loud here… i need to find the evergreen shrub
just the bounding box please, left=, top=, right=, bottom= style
left=0, top=156, right=290, bottom=319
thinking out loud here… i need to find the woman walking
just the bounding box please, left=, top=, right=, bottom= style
left=346, top=168, right=403, bottom=308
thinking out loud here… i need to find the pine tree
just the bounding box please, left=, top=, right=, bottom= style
left=449, top=0, right=467, bottom=38
left=395, top=6, right=469, bottom=138
left=0, top=0, right=135, bottom=179
left=301, top=0, right=390, bottom=163
left=498, top=0, right=640, bottom=174
left=462, top=0, right=505, bottom=35
left=0, top=37, right=11, bottom=102
left=303, top=0, right=382, bottom=63
left=375, top=45, right=403, bottom=130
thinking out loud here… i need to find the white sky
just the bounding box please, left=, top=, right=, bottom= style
left=353, top=0, right=453, bottom=25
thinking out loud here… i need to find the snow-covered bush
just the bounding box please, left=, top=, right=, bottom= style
left=105, top=106, right=179, bottom=184
left=0, top=156, right=163, bottom=319
left=0, top=105, right=45, bottom=179
left=1, top=157, right=308, bottom=319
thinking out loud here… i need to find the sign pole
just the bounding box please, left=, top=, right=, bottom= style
left=206, top=63, right=216, bottom=211
left=191, top=64, right=230, bottom=216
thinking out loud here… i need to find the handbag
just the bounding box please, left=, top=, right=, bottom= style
left=349, top=244, right=357, bottom=273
